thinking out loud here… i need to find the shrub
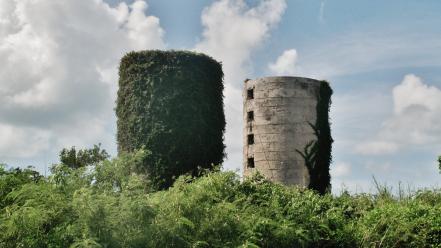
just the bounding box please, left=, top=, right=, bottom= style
left=1, top=150, right=156, bottom=248
left=355, top=200, right=441, bottom=247
left=116, top=50, right=225, bottom=189
left=2, top=151, right=441, bottom=247
left=0, top=165, right=42, bottom=209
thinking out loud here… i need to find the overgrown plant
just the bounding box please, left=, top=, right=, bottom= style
left=1, top=153, right=441, bottom=247
left=438, top=155, right=441, bottom=173
left=59, top=144, right=109, bottom=169
left=116, top=50, right=225, bottom=189
left=297, top=81, right=333, bottom=194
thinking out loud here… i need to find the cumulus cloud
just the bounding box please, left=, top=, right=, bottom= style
left=355, top=74, right=441, bottom=155
left=268, top=49, right=298, bottom=75
left=195, top=0, right=286, bottom=84
left=194, top=0, right=287, bottom=170
left=331, top=161, right=351, bottom=177
left=0, top=0, right=164, bottom=166
left=393, top=74, right=441, bottom=115
left=0, top=123, right=51, bottom=159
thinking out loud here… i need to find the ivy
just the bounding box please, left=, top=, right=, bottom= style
left=297, top=81, right=333, bottom=194
left=438, top=156, right=441, bottom=173
left=116, top=50, right=225, bottom=189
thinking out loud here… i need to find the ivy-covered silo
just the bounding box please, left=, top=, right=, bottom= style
left=116, top=50, right=225, bottom=189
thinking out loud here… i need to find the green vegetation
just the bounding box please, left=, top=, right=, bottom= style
left=438, top=155, right=441, bottom=173
left=1, top=150, right=441, bottom=247
left=297, top=81, right=333, bottom=194
left=116, top=50, right=225, bottom=189
left=59, top=144, right=109, bottom=169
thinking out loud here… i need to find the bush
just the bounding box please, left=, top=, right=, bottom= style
left=2, top=152, right=441, bottom=247
left=1, top=150, right=156, bottom=248
left=356, top=201, right=441, bottom=247
left=116, top=50, right=225, bottom=189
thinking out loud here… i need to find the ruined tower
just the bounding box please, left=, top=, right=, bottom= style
left=243, top=76, right=332, bottom=188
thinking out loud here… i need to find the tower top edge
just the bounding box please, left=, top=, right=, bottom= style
left=245, top=76, right=324, bottom=83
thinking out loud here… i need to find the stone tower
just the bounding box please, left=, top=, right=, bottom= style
left=243, top=76, right=326, bottom=187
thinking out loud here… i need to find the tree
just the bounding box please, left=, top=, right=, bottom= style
left=59, top=144, right=109, bottom=169
left=0, top=165, right=42, bottom=209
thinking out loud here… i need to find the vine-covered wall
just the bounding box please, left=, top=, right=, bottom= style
left=305, top=81, right=333, bottom=194
left=116, top=50, right=225, bottom=189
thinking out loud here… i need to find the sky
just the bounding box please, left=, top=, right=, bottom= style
left=1, top=0, right=441, bottom=193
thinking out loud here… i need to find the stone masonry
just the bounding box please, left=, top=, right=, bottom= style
left=243, top=76, right=321, bottom=186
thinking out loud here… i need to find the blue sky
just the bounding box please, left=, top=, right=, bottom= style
left=1, top=0, right=440, bottom=193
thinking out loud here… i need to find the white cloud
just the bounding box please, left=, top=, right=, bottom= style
left=0, top=0, right=165, bottom=167
left=194, top=0, right=287, bottom=171
left=296, top=31, right=441, bottom=79
left=355, top=141, right=399, bottom=155
left=331, top=161, right=351, bottom=177
left=268, top=49, right=298, bottom=75
left=355, top=74, right=441, bottom=155
left=318, top=0, right=326, bottom=23
left=125, top=0, right=165, bottom=50
left=0, top=123, right=51, bottom=158
left=393, top=74, right=441, bottom=115
left=195, top=0, right=286, bottom=84
left=364, top=161, right=393, bottom=174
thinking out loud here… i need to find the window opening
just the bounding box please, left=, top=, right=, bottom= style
left=247, top=157, right=255, bottom=168
left=247, top=88, right=254, bottom=99
left=247, top=111, right=254, bottom=121
left=247, top=134, right=254, bottom=145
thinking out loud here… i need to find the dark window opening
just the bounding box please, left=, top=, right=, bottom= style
left=247, top=88, right=254, bottom=99
left=247, top=157, right=255, bottom=168
left=247, top=134, right=254, bottom=145
left=247, top=111, right=254, bottom=121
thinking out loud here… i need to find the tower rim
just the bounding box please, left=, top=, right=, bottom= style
left=245, top=76, right=324, bottom=84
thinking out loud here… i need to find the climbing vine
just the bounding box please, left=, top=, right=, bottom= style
left=116, top=50, right=225, bottom=189
left=297, top=81, right=333, bottom=194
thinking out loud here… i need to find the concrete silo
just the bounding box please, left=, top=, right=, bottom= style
left=243, top=76, right=332, bottom=188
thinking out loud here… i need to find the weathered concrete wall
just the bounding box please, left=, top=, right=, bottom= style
left=243, top=76, right=321, bottom=186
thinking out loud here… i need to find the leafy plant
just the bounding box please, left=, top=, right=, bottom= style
left=116, top=50, right=225, bottom=189
left=2, top=149, right=441, bottom=247
left=59, top=144, right=109, bottom=169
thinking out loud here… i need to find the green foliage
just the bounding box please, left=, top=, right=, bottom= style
left=59, top=144, right=109, bottom=169
left=0, top=165, right=42, bottom=209
left=355, top=196, right=441, bottom=247
left=438, top=155, right=441, bottom=173
left=1, top=152, right=441, bottom=247
left=116, top=50, right=225, bottom=189
left=1, top=149, right=155, bottom=248
left=1, top=182, right=72, bottom=247
left=297, top=81, right=333, bottom=194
